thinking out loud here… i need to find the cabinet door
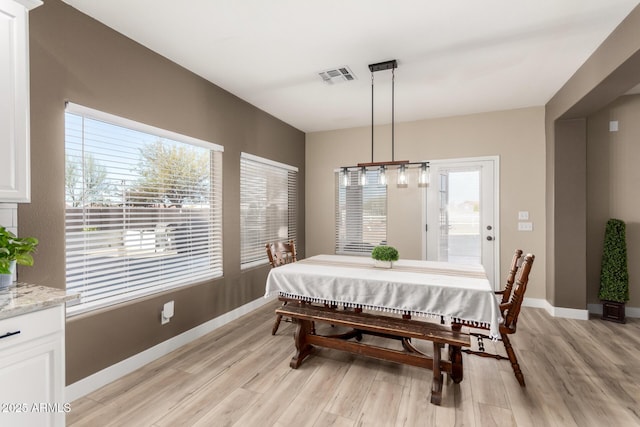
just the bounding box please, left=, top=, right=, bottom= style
left=0, top=335, right=65, bottom=427
left=0, top=0, right=37, bottom=202
left=0, top=305, right=65, bottom=427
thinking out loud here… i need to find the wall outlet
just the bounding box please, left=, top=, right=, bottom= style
left=161, top=300, right=174, bottom=325
left=518, top=222, right=533, bottom=231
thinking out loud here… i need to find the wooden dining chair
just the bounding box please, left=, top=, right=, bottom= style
left=496, top=249, right=523, bottom=304
left=439, top=249, right=523, bottom=326
left=266, top=240, right=297, bottom=335
left=452, top=253, right=535, bottom=386
left=266, top=240, right=297, bottom=268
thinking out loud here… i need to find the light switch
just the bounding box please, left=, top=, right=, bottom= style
left=518, top=222, right=533, bottom=231
left=518, top=211, right=529, bottom=220
left=609, top=121, right=619, bottom=132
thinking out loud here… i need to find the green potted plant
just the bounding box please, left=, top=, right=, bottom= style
left=371, top=245, right=399, bottom=268
left=598, top=218, right=629, bottom=323
left=0, top=226, right=38, bottom=289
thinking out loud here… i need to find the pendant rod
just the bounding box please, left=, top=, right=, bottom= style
left=367, top=59, right=398, bottom=165
left=371, top=72, right=374, bottom=163
left=392, top=67, right=395, bottom=162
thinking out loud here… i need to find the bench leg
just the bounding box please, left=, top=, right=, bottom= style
left=290, top=318, right=314, bottom=369
left=430, top=342, right=443, bottom=405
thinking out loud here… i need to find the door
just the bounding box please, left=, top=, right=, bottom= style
left=424, top=157, right=499, bottom=288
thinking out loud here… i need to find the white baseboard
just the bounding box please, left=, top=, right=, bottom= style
left=524, top=297, right=588, bottom=319
left=522, top=297, right=553, bottom=311
left=550, top=305, right=590, bottom=320
left=524, top=297, right=639, bottom=320
left=65, top=295, right=276, bottom=402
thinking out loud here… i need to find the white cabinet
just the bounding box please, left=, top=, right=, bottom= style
left=0, top=0, right=42, bottom=202
left=0, top=305, right=66, bottom=427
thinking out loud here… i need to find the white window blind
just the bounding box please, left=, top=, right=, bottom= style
left=64, top=103, right=223, bottom=315
left=335, top=169, right=387, bottom=255
left=240, top=153, right=297, bottom=268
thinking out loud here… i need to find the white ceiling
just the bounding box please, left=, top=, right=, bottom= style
left=62, top=0, right=640, bottom=133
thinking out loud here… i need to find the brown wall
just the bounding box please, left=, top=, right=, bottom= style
left=552, top=119, right=587, bottom=309
left=545, top=5, right=640, bottom=309
left=20, top=0, right=305, bottom=384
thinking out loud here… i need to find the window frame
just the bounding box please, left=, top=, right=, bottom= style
left=240, top=152, right=298, bottom=269
left=64, top=103, right=224, bottom=316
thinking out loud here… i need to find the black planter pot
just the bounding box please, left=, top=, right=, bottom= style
left=601, top=300, right=626, bottom=323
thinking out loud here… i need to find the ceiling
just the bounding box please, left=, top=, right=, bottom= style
left=62, top=0, right=640, bottom=133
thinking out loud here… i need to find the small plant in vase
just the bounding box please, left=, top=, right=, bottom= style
left=0, top=226, right=38, bottom=288
left=371, top=245, right=399, bottom=268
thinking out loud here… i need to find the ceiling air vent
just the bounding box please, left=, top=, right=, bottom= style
left=318, top=66, right=356, bottom=84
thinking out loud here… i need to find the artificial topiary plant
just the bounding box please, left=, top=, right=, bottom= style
left=598, top=218, right=629, bottom=303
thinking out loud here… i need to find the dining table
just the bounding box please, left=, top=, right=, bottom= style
left=264, top=254, right=502, bottom=404
left=265, top=254, right=502, bottom=339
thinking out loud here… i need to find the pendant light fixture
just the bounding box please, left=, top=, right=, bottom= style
left=341, top=167, right=350, bottom=187
left=339, top=59, right=429, bottom=188
left=418, top=162, right=430, bottom=187
left=379, top=165, right=387, bottom=185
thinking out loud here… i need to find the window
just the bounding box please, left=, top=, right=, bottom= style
left=335, top=169, right=387, bottom=255
left=240, top=153, right=297, bottom=268
left=64, top=103, right=223, bottom=315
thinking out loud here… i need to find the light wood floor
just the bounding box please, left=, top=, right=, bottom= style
left=68, top=301, right=640, bottom=427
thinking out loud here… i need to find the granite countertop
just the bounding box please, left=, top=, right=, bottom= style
left=0, top=283, right=79, bottom=320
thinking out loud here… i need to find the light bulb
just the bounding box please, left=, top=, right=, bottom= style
left=379, top=165, right=386, bottom=185
left=397, top=164, right=407, bottom=187
left=418, top=163, right=430, bottom=187
left=342, top=168, right=350, bottom=187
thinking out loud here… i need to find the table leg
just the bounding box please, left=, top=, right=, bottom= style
left=449, top=344, right=464, bottom=383
left=430, top=342, right=443, bottom=405
left=290, top=318, right=314, bottom=369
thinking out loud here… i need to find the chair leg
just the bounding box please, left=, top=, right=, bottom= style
left=272, top=300, right=290, bottom=335
left=272, top=314, right=283, bottom=335
left=501, top=333, right=525, bottom=386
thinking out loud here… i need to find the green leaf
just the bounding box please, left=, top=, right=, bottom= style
left=15, top=253, right=34, bottom=267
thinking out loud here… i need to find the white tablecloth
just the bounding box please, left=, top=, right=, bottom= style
left=265, top=254, right=502, bottom=339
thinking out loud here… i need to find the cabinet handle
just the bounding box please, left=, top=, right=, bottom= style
left=0, top=330, right=21, bottom=340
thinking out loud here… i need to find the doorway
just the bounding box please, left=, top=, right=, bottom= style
left=423, top=157, right=499, bottom=288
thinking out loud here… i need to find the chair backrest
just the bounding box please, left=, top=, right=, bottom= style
left=266, top=240, right=297, bottom=268
left=502, top=253, right=534, bottom=331
left=500, top=249, right=524, bottom=304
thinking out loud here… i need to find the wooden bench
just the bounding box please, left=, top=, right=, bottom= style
left=276, top=304, right=471, bottom=405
